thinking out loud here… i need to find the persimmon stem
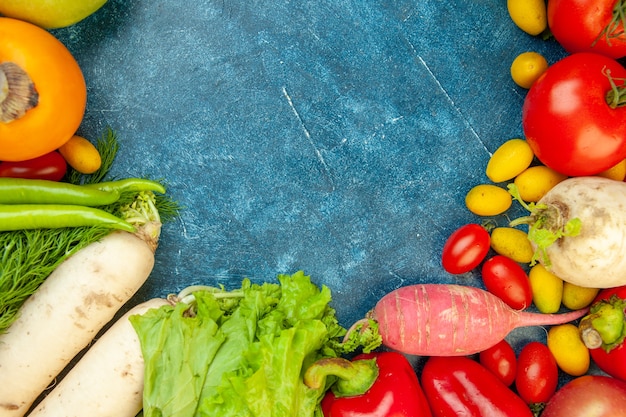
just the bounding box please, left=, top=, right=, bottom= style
left=0, top=62, right=39, bottom=123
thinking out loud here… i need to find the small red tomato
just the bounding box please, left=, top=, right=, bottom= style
left=516, top=342, right=559, bottom=404
left=0, top=151, right=67, bottom=181
left=441, top=224, right=490, bottom=274
left=481, top=255, right=532, bottom=310
left=479, top=339, right=517, bottom=386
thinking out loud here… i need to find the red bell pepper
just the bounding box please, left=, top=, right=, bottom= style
left=421, top=356, right=533, bottom=417
left=579, top=285, right=626, bottom=381
left=307, top=351, right=432, bottom=417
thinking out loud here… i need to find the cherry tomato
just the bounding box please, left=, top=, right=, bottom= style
left=441, top=224, right=490, bottom=274
left=522, top=52, right=626, bottom=176
left=0, top=151, right=67, bottom=181
left=548, top=0, right=626, bottom=60
left=0, top=18, right=86, bottom=161
left=516, top=341, right=559, bottom=404
left=542, top=375, right=626, bottom=417
left=586, top=285, right=626, bottom=381
left=481, top=255, right=532, bottom=310
left=479, top=339, right=517, bottom=386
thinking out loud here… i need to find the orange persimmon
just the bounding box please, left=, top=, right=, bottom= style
left=0, top=17, right=86, bottom=161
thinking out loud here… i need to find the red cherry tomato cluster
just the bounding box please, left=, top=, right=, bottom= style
left=426, top=4, right=626, bottom=417
left=478, top=339, right=559, bottom=403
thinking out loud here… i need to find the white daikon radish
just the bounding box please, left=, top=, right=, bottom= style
left=28, top=298, right=169, bottom=417
left=0, top=227, right=159, bottom=417
left=510, top=176, right=626, bottom=288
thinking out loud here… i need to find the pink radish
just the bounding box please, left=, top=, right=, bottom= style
left=351, top=284, right=588, bottom=356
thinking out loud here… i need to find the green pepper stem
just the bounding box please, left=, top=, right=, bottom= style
left=304, top=357, right=379, bottom=398
left=579, top=295, right=626, bottom=352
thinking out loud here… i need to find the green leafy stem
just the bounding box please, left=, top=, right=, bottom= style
left=507, top=184, right=581, bottom=267
left=605, top=68, right=626, bottom=109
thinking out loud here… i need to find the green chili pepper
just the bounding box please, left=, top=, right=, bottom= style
left=86, top=178, right=166, bottom=194
left=0, top=178, right=120, bottom=206
left=0, top=204, right=135, bottom=232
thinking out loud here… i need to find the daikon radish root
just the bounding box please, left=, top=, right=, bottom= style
left=0, top=226, right=159, bottom=417
left=28, top=298, right=170, bottom=417
left=509, top=176, right=626, bottom=288
left=347, top=284, right=588, bottom=356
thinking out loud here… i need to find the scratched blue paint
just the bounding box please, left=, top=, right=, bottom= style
left=52, top=0, right=585, bottom=377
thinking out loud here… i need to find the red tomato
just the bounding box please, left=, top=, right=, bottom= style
left=479, top=339, right=517, bottom=386
left=587, top=285, right=626, bottom=381
left=542, top=375, right=626, bottom=417
left=548, top=0, right=626, bottom=59
left=441, top=224, right=490, bottom=274
left=0, top=151, right=67, bottom=181
left=516, top=342, right=559, bottom=404
left=481, top=255, right=532, bottom=310
left=522, top=52, right=626, bottom=176
left=422, top=356, right=532, bottom=417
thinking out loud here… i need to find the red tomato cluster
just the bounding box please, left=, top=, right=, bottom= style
left=520, top=0, right=626, bottom=176
left=428, top=5, right=626, bottom=417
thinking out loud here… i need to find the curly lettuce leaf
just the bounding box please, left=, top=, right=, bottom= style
left=130, top=300, right=225, bottom=417
left=131, top=271, right=381, bottom=417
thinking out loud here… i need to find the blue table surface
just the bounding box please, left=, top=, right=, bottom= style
left=52, top=0, right=587, bottom=375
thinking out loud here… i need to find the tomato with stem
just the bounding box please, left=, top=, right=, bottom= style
left=548, top=0, right=626, bottom=59
left=522, top=52, right=626, bottom=176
